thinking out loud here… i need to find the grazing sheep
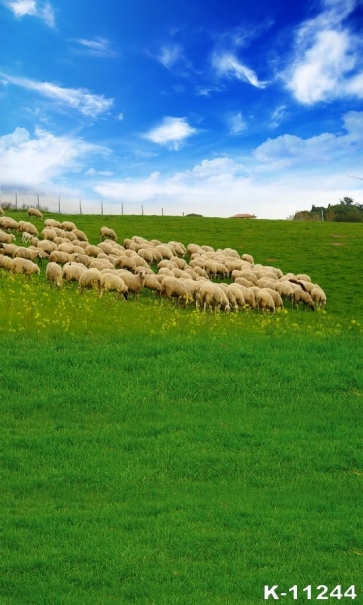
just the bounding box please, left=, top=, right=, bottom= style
left=18, top=221, right=39, bottom=236
left=143, top=273, right=162, bottom=298
left=233, top=284, right=256, bottom=309
left=62, top=221, right=77, bottom=231
left=168, top=241, right=186, bottom=256
left=0, top=230, right=16, bottom=244
left=0, top=254, right=12, bottom=270
left=11, top=257, right=40, bottom=276
left=84, top=244, right=101, bottom=258
left=292, top=289, right=315, bottom=311
left=37, top=239, right=57, bottom=254
left=71, top=253, right=92, bottom=267
left=100, top=226, right=117, bottom=241
left=275, top=280, right=295, bottom=304
left=155, top=244, right=174, bottom=260
left=46, top=262, right=63, bottom=287
left=227, top=284, right=246, bottom=309
left=49, top=250, right=72, bottom=265
left=89, top=258, right=115, bottom=271
left=62, top=262, right=87, bottom=282
left=41, top=228, right=57, bottom=241
left=97, top=242, right=114, bottom=255
left=196, top=283, right=230, bottom=313
left=233, top=276, right=255, bottom=288
left=310, top=286, right=327, bottom=309
left=15, top=247, right=38, bottom=261
left=117, top=269, right=146, bottom=300
left=57, top=242, right=75, bottom=254
left=255, top=289, right=275, bottom=313
left=72, top=229, right=88, bottom=242
left=44, top=218, right=62, bottom=229
left=265, top=288, right=284, bottom=310
left=27, top=207, right=42, bottom=219
left=21, top=231, right=33, bottom=244
left=78, top=268, right=102, bottom=294
left=0, top=217, right=18, bottom=230
left=160, top=276, right=190, bottom=306
left=241, top=253, right=254, bottom=264
left=100, top=273, right=128, bottom=299
left=0, top=243, right=18, bottom=257
left=115, top=255, right=137, bottom=271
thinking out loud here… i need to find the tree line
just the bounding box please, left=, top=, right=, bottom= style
left=292, top=197, right=363, bottom=222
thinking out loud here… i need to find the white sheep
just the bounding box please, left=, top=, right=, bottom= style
left=160, top=276, right=191, bottom=306
left=0, top=254, right=13, bottom=270
left=18, top=221, right=39, bottom=236
left=292, top=288, right=315, bottom=311
left=21, top=231, right=33, bottom=244
left=62, top=221, right=77, bottom=231
left=41, top=228, right=57, bottom=241
left=117, top=270, right=146, bottom=300
left=72, top=229, right=88, bottom=242
left=196, top=283, right=230, bottom=313
left=44, top=218, right=62, bottom=229
left=0, top=217, right=18, bottom=230
left=49, top=250, right=72, bottom=265
left=310, top=286, right=326, bottom=309
left=46, top=262, right=63, bottom=287
left=100, top=273, right=128, bottom=299
left=255, top=289, right=275, bottom=313
left=241, top=253, right=254, bottom=264
left=11, top=257, right=40, bottom=276
left=100, top=226, right=117, bottom=241
left=84, top=244, right=101, bottom=258
left=27, top=207, right=43, bottom=219
left=0, top=230, right=16, bottom=244
left=62, top=262, right=87, bottom=282
left=78, top=268, right=102, bottom=294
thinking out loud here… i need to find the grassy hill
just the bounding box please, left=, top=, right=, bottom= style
left=1, top=213, right=362, bottom=604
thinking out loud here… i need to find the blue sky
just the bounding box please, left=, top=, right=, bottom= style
left=1, top=0, right=363, bottom=218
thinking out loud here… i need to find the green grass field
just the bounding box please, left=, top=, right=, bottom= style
left=1, top=213, right=363, bottom=604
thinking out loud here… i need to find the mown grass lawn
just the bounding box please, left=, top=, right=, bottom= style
left=0, top=214, right=362, bottom=604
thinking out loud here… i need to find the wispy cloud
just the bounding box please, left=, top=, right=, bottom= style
left=143, top=117, right=198, bottom=150
left=253, top=110, right=363, bottom=167
left=72, top=36, right=118, bottom=58
left=156, top=44, right=184, bottom=69
left=227, top=111, right=247, bottom=135
left=212, top=51, right=267, bottom=88
left=284, top=0, right=363, bottom=103
left=4, top=0, right=55, bottom=27
left=85, top=168, right=113, bottom=177
left=1, top=73, right=114, bottom=118
left=0, top=127, right=106, bottom=189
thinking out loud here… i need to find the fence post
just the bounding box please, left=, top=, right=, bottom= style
left=101, top=200, right=103, bottom=215
left=37, top=193, right=40, bottom=209
left=79, top=199, right=82, bottom=215
left=15, top=191, right=18, bottom=210
left=121, top=202, right=123, bottom=216
left=141, top=205, right=144, bottom=215
left=58, top=196, right=61, bottom=214
left=162, top=208, right=163, bottom=216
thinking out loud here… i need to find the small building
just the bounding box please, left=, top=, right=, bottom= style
left=229, top=213, right=257, bottom=219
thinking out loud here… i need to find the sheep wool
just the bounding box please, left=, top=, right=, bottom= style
left=11, top=257, right=40, bottom=276
left=46, top=262, right=63, bottom=287
left=27, top=207, right=43, bottom=219
left=100, top=226, right=117, bottom=241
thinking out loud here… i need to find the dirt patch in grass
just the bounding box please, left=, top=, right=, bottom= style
left=331, top=242, right=344, bottom=246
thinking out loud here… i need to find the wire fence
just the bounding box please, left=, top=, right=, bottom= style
left=0, top=191, right=187, bottom=217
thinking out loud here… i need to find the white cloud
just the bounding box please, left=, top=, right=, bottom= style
left=212, top=51, right=267, bottom=88
left=85, top=168, right=113, bottom=177
left=1, top=73, right=114, bottom=118
left=156, top=44, right=184, bottom=69
left=4, top=0, right=55, bottom=26
left=115, top=112, right=124, bottom=121
left=143, top=117, right=198, bottom=150
left=0, top=127, right=107, bottom=190
left=284, top=0, right=363, bottom=103
left=73, top=37, right=118, bottom=58
left=253, top=110, right=363, bottom=167
left=227, top=111, right=247, bottom=135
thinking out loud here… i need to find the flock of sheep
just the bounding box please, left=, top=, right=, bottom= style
left=0, top=207, right=327, bottom=313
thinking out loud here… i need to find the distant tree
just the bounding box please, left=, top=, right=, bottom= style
left=339, top=196, right=354, bottom=205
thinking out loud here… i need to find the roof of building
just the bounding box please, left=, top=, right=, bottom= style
left=229, top=213, right=257, bottom=218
